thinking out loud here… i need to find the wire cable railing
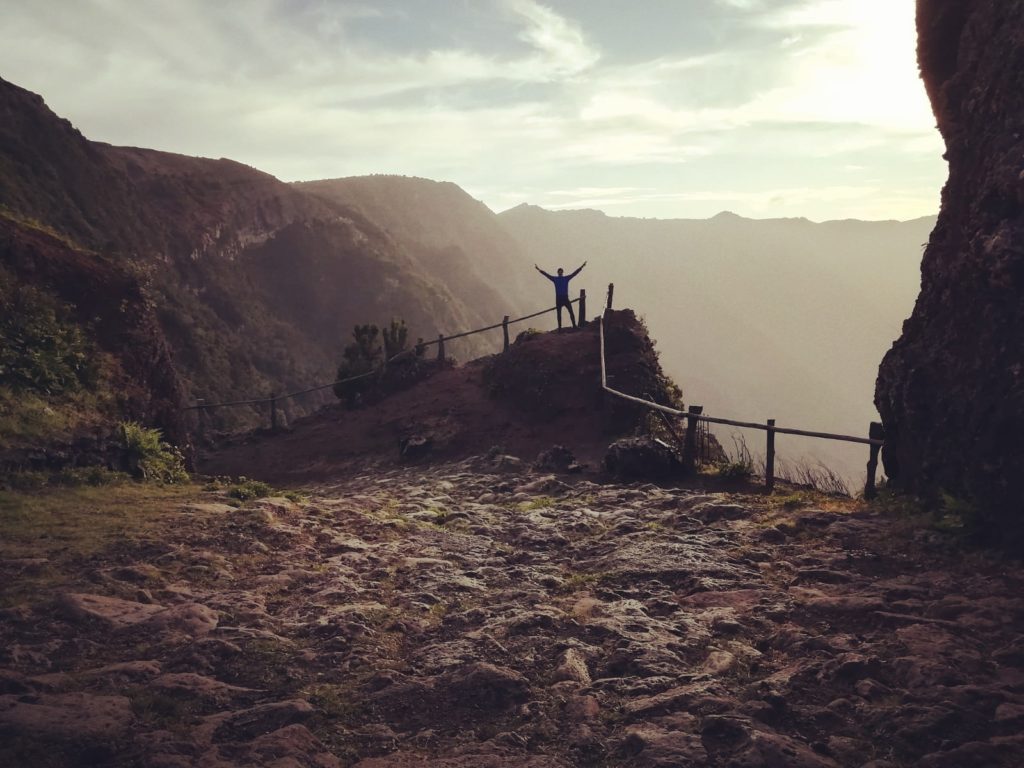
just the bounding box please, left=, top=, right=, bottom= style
left=184, top=292, right=588, bottom=430
left=597, top=312, right=885, bottom=498
left=184, top=281, right=885, bottom=499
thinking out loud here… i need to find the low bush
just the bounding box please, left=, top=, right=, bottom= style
left=121, top=421, right=188, bottom=483
left=0, top=269, right=98, bottom=395
left=226, top=478, right=273, bottom=501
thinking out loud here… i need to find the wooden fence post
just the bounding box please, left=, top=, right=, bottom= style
left=502, top=316, right=510, bottom=351
left=606, top=283, right=615, bottom=310
left=682, top=405, right=702, bottom=469
left=437, top=334, right=445, bottom=362
left=765, top=418, right=776, bottom=492
left=579, top=289, right=587, bottom=327
left=270, top=392, right=278, bottom=432
left=864, top=421, right=885, bottom=499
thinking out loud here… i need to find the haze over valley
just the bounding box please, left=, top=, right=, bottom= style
left=499, top=204, right=935, bottom=483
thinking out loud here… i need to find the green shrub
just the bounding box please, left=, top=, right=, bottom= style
left=334, top=324, right=382, bottom=406
left=121, top=422, right=188, bottom=483
left=0, top=270, right=97, bottom=395
left=382, top=318, right=409, bottom=359
left=227, top=477, right=272, bottom=501
left=937, top=490, right=979, bottom=533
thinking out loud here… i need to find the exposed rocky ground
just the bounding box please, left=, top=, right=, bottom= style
left=2, top=459, right=1023, bottom=767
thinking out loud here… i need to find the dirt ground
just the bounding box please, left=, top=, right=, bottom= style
left=1, top=460, right=1023, bottom=767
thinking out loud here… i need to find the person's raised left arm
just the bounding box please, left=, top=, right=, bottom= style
left=568, top=260, right=587, bottom=279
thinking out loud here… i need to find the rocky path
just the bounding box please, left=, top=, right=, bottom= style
left=2, top=459, right=1024, bottom=767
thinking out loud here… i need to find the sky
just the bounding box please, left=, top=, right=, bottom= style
left=0, top=0, right=946, bottom=221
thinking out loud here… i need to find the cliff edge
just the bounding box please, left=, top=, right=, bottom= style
left=876, top=0, right=1024, bottom=542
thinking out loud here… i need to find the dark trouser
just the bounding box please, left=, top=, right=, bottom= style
left=556, top=296, right=576, bottom=328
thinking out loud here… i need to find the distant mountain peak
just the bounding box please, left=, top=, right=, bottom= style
left=710, top=210, right=745, bottom=221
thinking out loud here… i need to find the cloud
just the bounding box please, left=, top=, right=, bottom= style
left=0, top=0, right=944, bottom=221
left=505, top=0, right=599, bottom=76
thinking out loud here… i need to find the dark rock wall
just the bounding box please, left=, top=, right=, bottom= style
left=876, top=0, right=1024, bottom=536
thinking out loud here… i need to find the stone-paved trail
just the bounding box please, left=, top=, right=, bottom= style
left=3, top=459, right=1024, bottom=767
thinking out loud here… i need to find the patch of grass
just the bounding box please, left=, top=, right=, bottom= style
left=0, top=481, right=200, bottom=562
left=555, top=569, right=610, bottom=594
left=129, top=687, right=203, bottom=732
left=771, top=491, right=811, bottom=510
left=715, top=435, right=756, bottom=481
left=305, top=682, right=362, bottom=721
left=0, top=385, right=116, bottom=453
left=517, top=495, right=559, bottom=512
left=0, top=480, right=201, bottom=608
left=226, top=478, right=273, bottom=501
left=2, top=466, right=129, bottom=493
left=776, top=458, right=851, bottom=496
left=869, top=486, right=974, bottom=540
left=53, top=466, right=129, bottom=486
left=0, top=206, right=93, bottom=254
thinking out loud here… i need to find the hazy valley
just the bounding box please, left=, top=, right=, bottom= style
left=498, top=206, right=936, bottom=485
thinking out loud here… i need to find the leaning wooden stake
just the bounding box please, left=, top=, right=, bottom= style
left=579, top=289, right=587, bottom=327
left=502, top=316, right=510, bottom=351
left=864, top=421, right=885, bottom=499
left=656, top=409, right=684, bottom=458
left=682, top=405, right=702, bottom=469
left=606, top=283, right=615, bottom=310
left=765, top=418, right=776, bottom=492
left=437, top=334, right=445, bottom=362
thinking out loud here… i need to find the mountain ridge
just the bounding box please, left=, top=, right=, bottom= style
left=0, top=78, right=536, bottom=462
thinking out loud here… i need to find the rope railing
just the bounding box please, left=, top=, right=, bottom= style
left=184, top=294, right=586, bottom=425
left=598, top=313, right=885, bottom=498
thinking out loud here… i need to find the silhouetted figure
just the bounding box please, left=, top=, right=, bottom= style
left=535, top=261, right=586, bottom=329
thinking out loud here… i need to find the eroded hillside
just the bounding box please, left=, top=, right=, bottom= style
left=0, top=77, right=531, bottom=462
left=202, top=310, right=679, bottom=483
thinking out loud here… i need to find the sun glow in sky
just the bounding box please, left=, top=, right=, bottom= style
left=0, top=0, right=945, bottom=221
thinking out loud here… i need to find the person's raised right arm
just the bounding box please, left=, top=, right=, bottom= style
left=535, top=264, right=554, bottom=280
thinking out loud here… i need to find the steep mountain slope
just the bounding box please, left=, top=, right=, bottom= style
left=500, top=204, right=936, bottom=481
left=877, top=0, right=1024, bottom=542
left=0, top=78, right=523, bottom=457
left=295, top=175, right=537, bottom=321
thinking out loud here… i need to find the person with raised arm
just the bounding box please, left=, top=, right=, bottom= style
left=534, top=261, right=586, bottom=329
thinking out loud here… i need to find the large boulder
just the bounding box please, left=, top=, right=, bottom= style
left=603, top=437, right=679, bottom=480
left=875, top=1, right=1024, bottom=543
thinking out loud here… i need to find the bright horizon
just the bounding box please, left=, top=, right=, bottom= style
left=0, top=0, right=946, bottom=222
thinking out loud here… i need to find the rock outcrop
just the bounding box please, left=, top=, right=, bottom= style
left=875, top=1, right=1024, bottom=541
